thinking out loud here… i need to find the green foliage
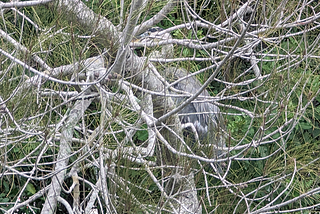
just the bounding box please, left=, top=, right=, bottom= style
left=0, top=177, right=42, bottom=213
left=133, top=124, right=149, bottom=145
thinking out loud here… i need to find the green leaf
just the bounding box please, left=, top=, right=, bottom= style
left=182, top=48, right=190, bottom=57
left=300, top=122, right=312, bottom=130
left=26, top=183, right=36, bottom=195
left=3, top=181, right=9, bottom=192
left=0, top=198, right=9, bottom=202
left=137, top=130, right=148, bottom=141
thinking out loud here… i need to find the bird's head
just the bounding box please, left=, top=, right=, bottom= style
left=133, top=27, right=173, bottom=58
left=133, top=27, right=172, bottom=43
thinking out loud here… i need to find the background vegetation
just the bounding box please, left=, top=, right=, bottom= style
left=0, top=0, right=320, bottom=213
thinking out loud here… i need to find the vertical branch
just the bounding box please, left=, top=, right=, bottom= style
left=41, top=98, right=93, bottom=214
left=109, top=0, right=147, bottom=76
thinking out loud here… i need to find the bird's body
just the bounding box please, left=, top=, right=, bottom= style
left=135, top=27, right=226, bottom=162
left=166, top=67, right=226, bottom=158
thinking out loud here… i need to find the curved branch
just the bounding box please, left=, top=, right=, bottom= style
left=133, top=0, right=176, bottom=36
left=55, top=0, right=120, bottom=51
